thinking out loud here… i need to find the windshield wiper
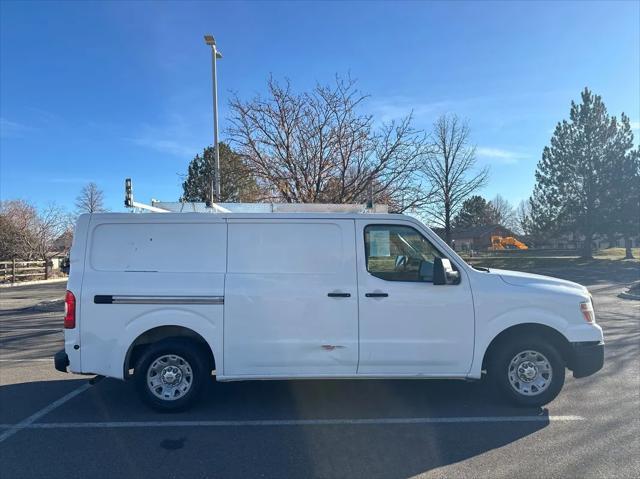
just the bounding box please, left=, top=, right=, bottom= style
left=472, top=265, right=490, bottom=272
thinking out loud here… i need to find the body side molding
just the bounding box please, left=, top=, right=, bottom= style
left=94, top=295, right=224, bottom=305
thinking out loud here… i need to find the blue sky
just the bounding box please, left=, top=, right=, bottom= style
left=1, top=0, right=638, bottom=212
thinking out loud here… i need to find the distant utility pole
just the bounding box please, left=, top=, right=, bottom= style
left=204, top=34, right=223, bottom=205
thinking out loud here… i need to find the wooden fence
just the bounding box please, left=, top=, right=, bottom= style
left=0, top=260, right=49, bottom=283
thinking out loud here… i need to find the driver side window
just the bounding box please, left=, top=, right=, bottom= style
left=364, top=224, right=443, bottom=282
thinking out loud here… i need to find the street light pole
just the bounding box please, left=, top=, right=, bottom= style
left=204, top=34, right=222, bottom=205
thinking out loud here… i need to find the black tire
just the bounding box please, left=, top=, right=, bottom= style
left=489, top=336, right=565, bottom=407
left=134, top=338, right=209, bottom=412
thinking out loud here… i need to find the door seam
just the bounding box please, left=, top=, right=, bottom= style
left=354, top=219, right=361, bottom=374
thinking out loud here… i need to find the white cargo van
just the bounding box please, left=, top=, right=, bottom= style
left=55, top=212, right=604, bottom=411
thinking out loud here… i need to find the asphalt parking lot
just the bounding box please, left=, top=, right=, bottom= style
left=1, top=266, right=638, bottom=479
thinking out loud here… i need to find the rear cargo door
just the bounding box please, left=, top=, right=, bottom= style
left=80, top=216, right=226, bottom=379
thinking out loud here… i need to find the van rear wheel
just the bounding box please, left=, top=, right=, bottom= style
left=490, top=337, right=565, bottom=407
left=134, top=338, right=208, bottom=412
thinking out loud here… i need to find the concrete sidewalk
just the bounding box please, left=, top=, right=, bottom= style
left=0, top=278, right=67, bottom=289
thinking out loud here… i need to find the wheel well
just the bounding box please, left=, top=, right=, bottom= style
left=124, top=326, right=215, bottom=378
left=482, top=323, right=571, bottom=370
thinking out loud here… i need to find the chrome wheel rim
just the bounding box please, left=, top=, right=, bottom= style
left=147, top=354, right=193, bottom=401
left=507, top=350, right=553, bottom=396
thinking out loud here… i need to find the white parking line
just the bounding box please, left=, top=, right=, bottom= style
left=0, top=329, right=61, bottom=333
left=0, top=359, right=52, bottom=362
left=0, top=415, right=584, bottom=432
left=0, top=382, right=91, bottom=443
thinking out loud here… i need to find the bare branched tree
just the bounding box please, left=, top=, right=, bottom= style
left=0, top=200, right=68, bottom=261
left=490, top=194, right=518, bottom=231
left=75, top=182, right=105, bottom=214
left=421, top=114, right=489, bottom=244
left=29, top=203, right=69, bottom=261
left=0, top=200, right=38, bottom=259
left=228, top=76, right=433, bottom=211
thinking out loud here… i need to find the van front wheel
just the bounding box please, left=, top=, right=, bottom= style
left=491, top=337, right=565, bottom=407
left=134, top=339, right=208, bottom=412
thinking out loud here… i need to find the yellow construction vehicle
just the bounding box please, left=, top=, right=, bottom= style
left=489, top=235, right=528, bottom=250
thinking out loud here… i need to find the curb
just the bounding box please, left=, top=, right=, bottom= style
left=0, top=278, right=68, bottom=289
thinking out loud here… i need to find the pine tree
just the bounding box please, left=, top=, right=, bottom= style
left=529, top=88, right=635, bottom=258
left=453, top=195, right=499, bottom=230
left=181, top=143, right=261, bottom=204
left=603, top=114, right=639, bottom=259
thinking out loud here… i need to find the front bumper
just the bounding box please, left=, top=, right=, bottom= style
left=568, top=341, right=604, bottom=378
left=54, top=349, right=69, bottom=373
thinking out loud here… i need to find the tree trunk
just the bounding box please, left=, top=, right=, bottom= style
left=625, top=237, right=634, bottom=259
left=445, top=224, right=451, bottom=246
left=582, top=231, right=593, bottom=259
left=444, top=201, right=452, bottom=246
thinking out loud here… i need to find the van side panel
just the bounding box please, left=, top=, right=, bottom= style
left=79, top=216, right=226, bottom=379
left=224, top=219, right=359, bottom=377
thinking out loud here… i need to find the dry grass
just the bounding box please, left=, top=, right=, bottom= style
left=465, top=248, right=639, bottom=286
left=594, top=247, right=640, bottom=260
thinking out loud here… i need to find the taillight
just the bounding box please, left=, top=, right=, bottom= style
left=64, top=290, right=76, bottom=329
left=580, top=301, right=595, bottom=324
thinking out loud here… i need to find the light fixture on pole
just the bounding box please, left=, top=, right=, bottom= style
left=204, top=34, right=223, bottom=206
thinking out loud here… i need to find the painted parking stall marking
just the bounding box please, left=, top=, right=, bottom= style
left=0, top=414, right=585, bottom=433
left=0, top=382, right=92, bottom=443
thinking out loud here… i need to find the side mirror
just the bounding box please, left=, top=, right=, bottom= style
left=433, top=257, right=458, bottom=285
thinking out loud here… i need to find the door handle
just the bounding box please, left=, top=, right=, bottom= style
left=328, top=292, right=351, bottom=298
left=365, top=292, right=389, bottom=298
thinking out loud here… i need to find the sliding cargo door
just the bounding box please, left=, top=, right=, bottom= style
left=224, top=219, right=358, bottom=377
